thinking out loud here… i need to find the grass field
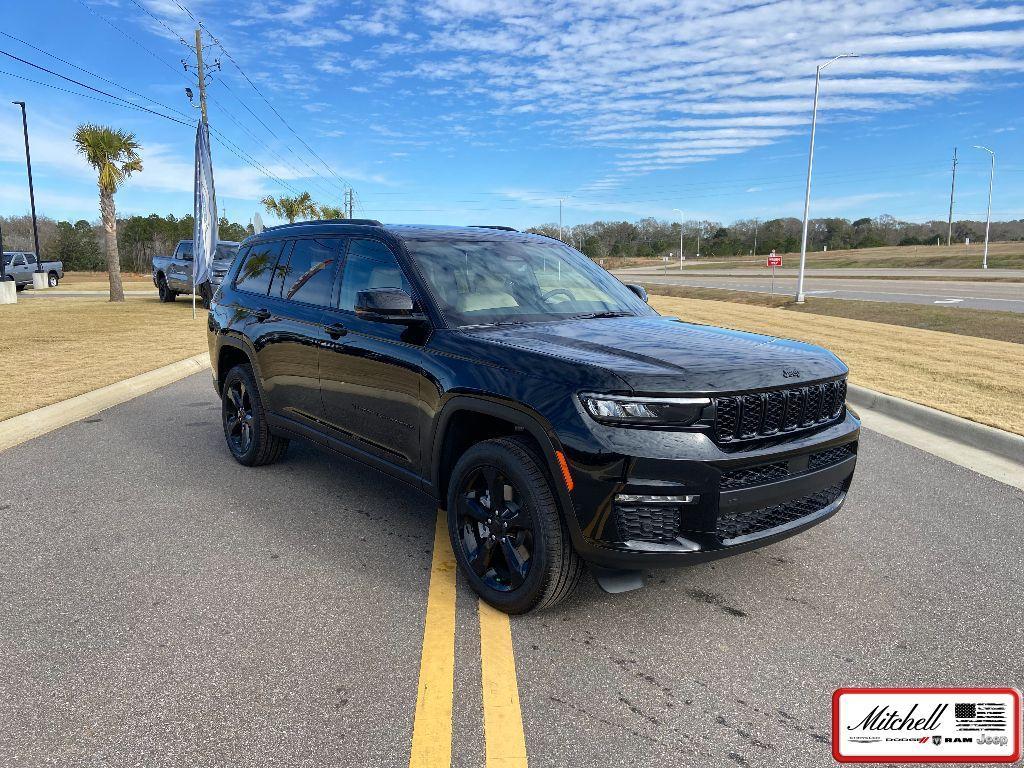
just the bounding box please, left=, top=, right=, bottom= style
left=649, top=294, right=1024, bottom=436
left=678, top=241, right=1024, bottom=270
left=0, top=297, right=207, bottom=421
left=643, top=284, right=1024, bottom=345
left=53, top=271, right=156, bottom=292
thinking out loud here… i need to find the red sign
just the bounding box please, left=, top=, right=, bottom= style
left=766, top=252, right=782, bottom=267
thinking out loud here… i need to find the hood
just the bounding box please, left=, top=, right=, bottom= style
left=472, top=315, right=847, bottom=394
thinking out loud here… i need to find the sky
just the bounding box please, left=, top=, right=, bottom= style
left=0, top=0, right=1022, bottom=229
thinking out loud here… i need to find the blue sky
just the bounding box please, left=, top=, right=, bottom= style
left=0, top=0, right=1022, bottom=229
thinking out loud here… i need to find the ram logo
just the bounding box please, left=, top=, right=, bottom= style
left=782, top=368, right=800, bottom=378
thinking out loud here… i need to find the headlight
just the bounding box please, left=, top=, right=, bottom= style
left=578, top=393, right=711, bottom=426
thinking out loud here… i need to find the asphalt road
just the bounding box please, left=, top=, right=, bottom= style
left=621, top=272, right=1024, bottom=312
left=2, top=373, right=1022, bottom=767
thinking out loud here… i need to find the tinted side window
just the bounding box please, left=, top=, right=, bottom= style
left=234, top=242, right=283, bottom=295
left=338, top=239, right=411, bottom=311
left=274, top=237, right=341, bottom=306
left=177, top=243, right=193, bottom=260
left=25, top=254, right=36, bottom=265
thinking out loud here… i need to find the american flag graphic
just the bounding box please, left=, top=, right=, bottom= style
left=954, top=702, right=1007, bottom=731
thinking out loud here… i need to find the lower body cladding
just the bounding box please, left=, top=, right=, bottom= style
left=561, top=414, right=860, bottom=591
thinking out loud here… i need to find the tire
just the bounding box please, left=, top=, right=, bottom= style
left=447, top=436, right=583, bottom=614
left=221, top=364, right=289, bottom=466
left=47, top=272, right=59, bottom=287
left=157, top=275, right=176, bottom=302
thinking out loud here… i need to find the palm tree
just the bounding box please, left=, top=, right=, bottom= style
left=260, top=192, right=317, bottom=223
left=317, top=204, right=346, bottom=220
left=73, top=124, right=143, bottom=302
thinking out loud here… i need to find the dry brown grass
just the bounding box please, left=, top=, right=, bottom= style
left=0, top=297, right=208, bottom=421
left=54, top=271, right=155, bottom=292
left=649, top=295, right=1024, bottom=436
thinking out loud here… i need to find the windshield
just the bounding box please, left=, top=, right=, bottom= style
left=215, top=244, right=239, bottom=260
left=406, top=237, right=651, bottom=327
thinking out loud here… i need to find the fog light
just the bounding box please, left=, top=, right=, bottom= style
left=615, top=493, right=699, bottom=504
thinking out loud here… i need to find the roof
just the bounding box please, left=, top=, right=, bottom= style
left=249, top=221, right=544, bottom=243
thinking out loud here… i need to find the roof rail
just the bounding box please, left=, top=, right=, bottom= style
left=263, top=218, right=383, bottom=232
left=468, top=225, right=518, bottom=232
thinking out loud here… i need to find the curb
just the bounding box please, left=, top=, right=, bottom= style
left=847, top=384, right=1023, bottom=465
left=0, top=353, right=210, bottom=452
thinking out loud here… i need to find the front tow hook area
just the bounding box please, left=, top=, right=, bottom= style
left=589, top=564, right=646, bottom=593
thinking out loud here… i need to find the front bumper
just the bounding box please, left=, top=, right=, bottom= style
left=559, top=411, right=860, bottom=570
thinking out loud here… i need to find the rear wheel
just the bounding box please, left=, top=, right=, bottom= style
left=47, top=272, right=59, bottom=287
left=157, top=275, right=176, bottom=302
left=221, top=364, right=288, bottom=466
left=447, top=436, right=582, bottom=614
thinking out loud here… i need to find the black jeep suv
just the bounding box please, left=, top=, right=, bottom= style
left=208, top=221, right=859, bottom=613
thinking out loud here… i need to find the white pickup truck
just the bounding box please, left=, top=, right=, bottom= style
left=3, top=252, right=64, bottom=289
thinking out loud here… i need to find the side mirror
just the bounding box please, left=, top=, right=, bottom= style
left=355, top=288, right=427, bottom=323
left=626, top=283, right=648, bottom=303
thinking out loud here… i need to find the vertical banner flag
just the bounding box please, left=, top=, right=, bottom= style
left=192, top=121, right=218, bottom=317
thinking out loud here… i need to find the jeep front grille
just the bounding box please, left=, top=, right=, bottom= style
left=716, top=483, right=844, bottom=540
left=714, top=379, right=846, bottom=444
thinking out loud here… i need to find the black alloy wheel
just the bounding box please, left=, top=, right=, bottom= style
left=457, top=465, right=534, bottom=592
left=447, top=436, right=583, bottom=613
left=220, top=364, right=288, bottom=466
left=224, top=378, right=255, bottom=457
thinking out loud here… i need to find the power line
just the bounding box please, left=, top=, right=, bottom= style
left=0, top=47, right=195, bottom=126
left=0, top=30, right=194, bottom=120
left=0, top=66, right=184, bottom=118
left=125, top=0, right=194, bottom=50
left=73, top=0, right=188, bottom=81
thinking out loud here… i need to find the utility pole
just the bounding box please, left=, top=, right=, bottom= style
left=194, top=29, right=208, bottom=125
left=346, top=188, right=354, bottom=218
left=946, top=147, right=957, bottom=246
left=12, top=101, right=42, bottom=283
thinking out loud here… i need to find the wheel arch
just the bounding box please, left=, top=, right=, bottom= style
left=430, top=396, right=574, bottom=520
left=215, top=337, right=263, bottom=396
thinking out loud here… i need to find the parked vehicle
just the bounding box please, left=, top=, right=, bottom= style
left=3, top=252, right=64, bottom=289
left=207, top=221, right=859, bottom=613
left=152, top=239, right=240, bottom=304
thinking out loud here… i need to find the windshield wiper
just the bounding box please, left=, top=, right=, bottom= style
left=569, top=311, right=634, bottom=320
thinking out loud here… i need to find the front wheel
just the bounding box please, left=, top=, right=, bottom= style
left=447, top=436, right=582, bottom=614
left=157, top=275, right=176, bottom=302
left=221, top=364, right=288, bottom=466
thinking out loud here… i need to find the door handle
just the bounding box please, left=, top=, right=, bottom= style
left=252, top=307, right=271, bottom=322
left=324, top=322, right=348, bottom=339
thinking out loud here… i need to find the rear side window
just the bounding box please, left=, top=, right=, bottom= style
left=25, top=254, right=36, bottom=265
left=338, top=239, right=411, bottom=311
left=234, top=241, right=283, bottom=295
left=273, top=237, right=341, bottom=306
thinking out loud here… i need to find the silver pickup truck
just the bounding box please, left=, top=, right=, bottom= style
left=152, top=239, right=240, bottom=305
left=3, top=252, right=64, bottom=289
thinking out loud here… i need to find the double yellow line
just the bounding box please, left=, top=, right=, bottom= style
left=409, top=510, right=529, bottom=768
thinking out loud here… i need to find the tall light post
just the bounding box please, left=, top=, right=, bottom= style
left=672, top=208, right=685, bottom=269
left=13, top=100, right=43, bottom=286
left=973, top=145, right=995, bottom=270
left=796, top=53, right=858, bottom=303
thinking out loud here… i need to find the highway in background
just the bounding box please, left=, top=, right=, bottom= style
left=616, top=268, right=1024, bottom=312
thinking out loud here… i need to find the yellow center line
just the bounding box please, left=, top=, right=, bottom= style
left=409, top=509, right=458, bottom=768
left=479, top=599, right=529, bottom=768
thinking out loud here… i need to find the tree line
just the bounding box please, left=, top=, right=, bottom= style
left=1, top=213, right=252, bottom=273
left=528, top=214, right=1024, bottom=260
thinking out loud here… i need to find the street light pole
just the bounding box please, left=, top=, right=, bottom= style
left=672, top=208, right=684, bottom=269
left=973, top=145, right=995, bottom=270
left=796, top=54, right=858, bottom=303
left=13, top=101, right=43, bottom=280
